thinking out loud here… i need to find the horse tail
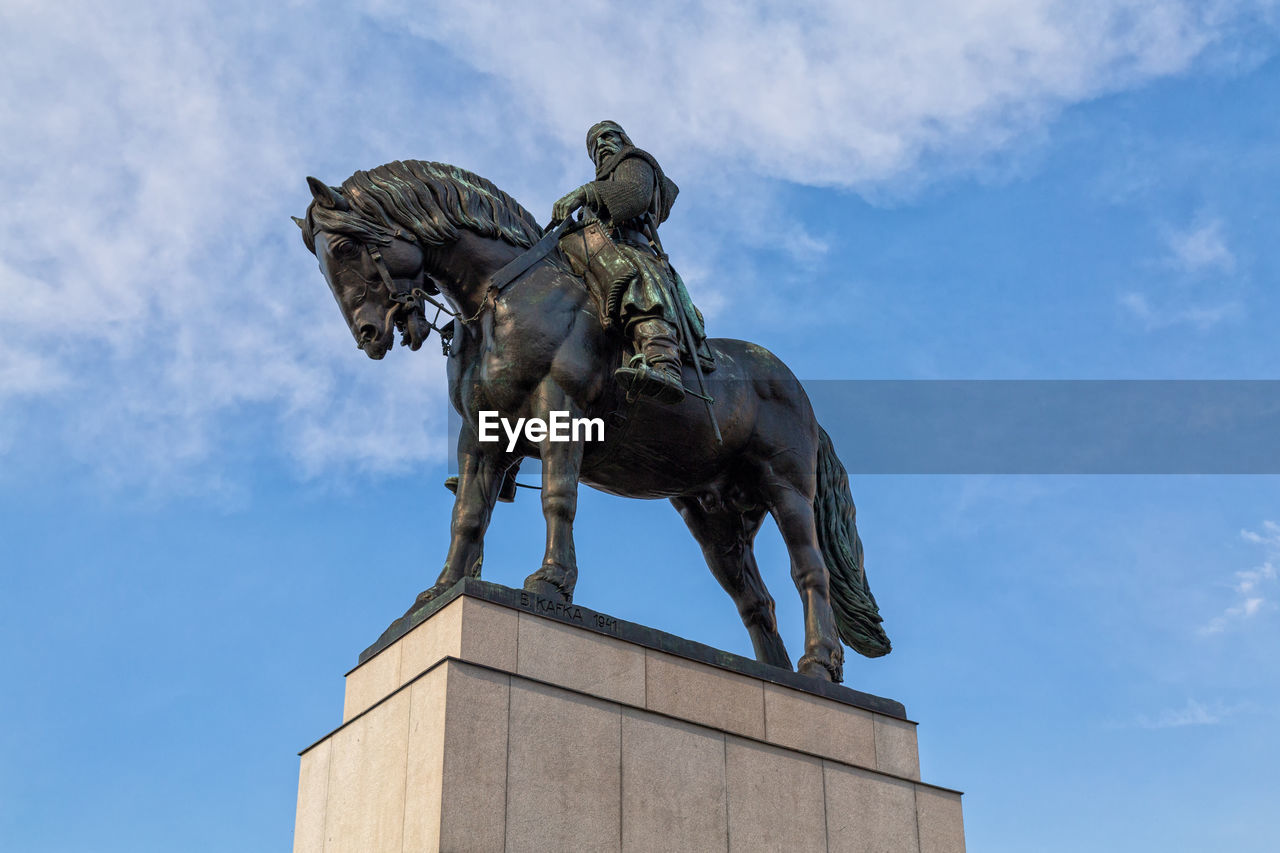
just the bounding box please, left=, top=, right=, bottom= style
left=814, top=425, right=892, bottom=658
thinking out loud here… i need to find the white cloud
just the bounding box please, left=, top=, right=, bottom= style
left=0, top=2, right=453, bottom=490
left=1198, top=522, right=1280, bottom=635
left=1234, top=562, right=1277, bottom=595
left=1, top=1, right=1276, bottom=490
left=1120, top=212, right=1246, bottom=331
left=1163, top=217, right=1236, bottom=274
left=1240, top=519, right=1280, bottom=548
left=369, top=0, right=1272, bottom=190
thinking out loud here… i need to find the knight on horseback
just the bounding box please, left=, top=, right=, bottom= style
left=298, top=152, right=891, bottom=683
left=552, top=120, right=712, bottom=405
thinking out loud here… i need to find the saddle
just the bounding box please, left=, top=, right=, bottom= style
left=558, top=221, right=716, bottom=375
left=558, top=220, right=635, bottom=330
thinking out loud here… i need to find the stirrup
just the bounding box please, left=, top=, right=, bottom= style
left=614, top=355, right=685, bottom=405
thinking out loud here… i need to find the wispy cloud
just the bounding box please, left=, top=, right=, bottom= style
left=0, top=3, right=460, bottom=491
left=1240, top=519, right=1280, bottom=549
left=1131, top=698, right=1245, bottom=729
left=1, top=1, right=1276, bottom=491
left=1163, top=217, right=1236, bottom=275
left=1121, top=214, right=1244, bottom=331
left=372, top=0, right=1267, bottom=190
left=1118, top=291, right=1243, bottom=332
left=1199, top=521, right=1280, bottom=635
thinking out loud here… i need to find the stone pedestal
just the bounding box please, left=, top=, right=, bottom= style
left=294, top=579, right=965, bottom=852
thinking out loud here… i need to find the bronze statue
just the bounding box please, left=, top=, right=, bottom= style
left=552, top=120, right=710, bottom=405
left=296, top=151, right=889, bottom=683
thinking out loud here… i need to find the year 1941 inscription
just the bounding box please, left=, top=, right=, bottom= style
left=519, top=591, right=618, bottom=631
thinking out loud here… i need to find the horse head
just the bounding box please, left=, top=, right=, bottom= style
left=295, top=161, right=546, bottom=360
left=296, top=176, right=432, bottom=359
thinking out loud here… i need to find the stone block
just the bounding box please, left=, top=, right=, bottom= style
left=517, top=612, right=645, bottom=707
left=763, top=683, right=875, bottom=770
left=397, top=596, right=463, bottom=687
left=505, top=679, right=623, bottom=851
left=725, top=736, right=827, bottom=853
left=917, top=786, right=966, bottom=853
left=298, top=582, right=962, bottom=853
left=292, top=738, right=330, bottom=853
left=342, top=639, right=401, bottom=723
left=621, top=709, right=727, bottom=852
left=401, top=666, right=448, bottom=853
left=458, top=596, right=519, bottom=672
left=324, top=690, right=411, bottom=852
left=875, top=715, right=921, bottom=780
left=438, top=663, right=510, bottom=852
left=646, top=651, right=765, bottom=739
left=824, top=763, right=919, bottom=853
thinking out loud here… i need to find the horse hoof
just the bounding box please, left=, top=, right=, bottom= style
left=407, top=582, right=450, bottom=615
left=523, top=578, right=571, bottom=603
left=798, top=654, right=842, bottom=683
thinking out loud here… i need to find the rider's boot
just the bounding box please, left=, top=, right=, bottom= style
left=614, top=317, right=686, bottom=404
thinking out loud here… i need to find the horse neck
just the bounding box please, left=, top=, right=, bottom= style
left=428, top=231, right=524, bottom=317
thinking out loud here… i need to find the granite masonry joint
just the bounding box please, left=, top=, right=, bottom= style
left=307, top=655, right=962, bottom=796
left=355, top=577, right=910, bottom=720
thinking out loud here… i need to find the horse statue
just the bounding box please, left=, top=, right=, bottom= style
left=296, top=160, right=889, bottom=682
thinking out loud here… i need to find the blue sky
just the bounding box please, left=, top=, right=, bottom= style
left=3, top=1, right=1280, bottom=850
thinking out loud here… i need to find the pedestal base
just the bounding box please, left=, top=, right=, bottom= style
left=294, top=579, right=965, bottom=852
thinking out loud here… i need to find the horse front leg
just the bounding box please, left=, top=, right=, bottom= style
left=407, top=427, right=507, bottom=613
left=522, top=399, right=585, bottom=603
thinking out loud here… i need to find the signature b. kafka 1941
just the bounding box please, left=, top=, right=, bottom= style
left=295, top=121, right=889, bottom=683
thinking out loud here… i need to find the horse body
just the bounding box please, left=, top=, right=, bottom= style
left=299, top=161, right=889, bottom=682
left=445, top=240, right=800, bottom=494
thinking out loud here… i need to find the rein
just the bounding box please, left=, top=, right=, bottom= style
left=488, top=216, right=576, bottom=298
left=438, top=216, right=578, bottom=327
left=362, top=217, right=575, bottom=353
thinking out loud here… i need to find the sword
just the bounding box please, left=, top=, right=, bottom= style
left=642, top=220, right=722, bottom=444
left=661, top=262, right=722, bottom=445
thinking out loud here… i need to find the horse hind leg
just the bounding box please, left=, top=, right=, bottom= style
left=670, top=495, right=791, bottom=670
left=760, top=465, right=844, bottom=683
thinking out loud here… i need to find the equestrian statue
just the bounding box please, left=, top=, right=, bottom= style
left=295, top=121, right=890, bottom=682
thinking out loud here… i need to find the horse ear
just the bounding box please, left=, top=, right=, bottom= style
left=291, top=216, right=306, bottom=230
left=307, top=176, right=348, bottom=210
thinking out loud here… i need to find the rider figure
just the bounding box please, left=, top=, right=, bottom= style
left=552, top=120, right=709, bottom=405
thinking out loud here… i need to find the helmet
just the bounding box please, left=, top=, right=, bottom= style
left=586, top=120, right=632, bottom=154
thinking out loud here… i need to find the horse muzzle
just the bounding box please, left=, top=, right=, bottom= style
left=355, top=321, right=393, bottom=360
left=353, top=299, right=402, bottom=359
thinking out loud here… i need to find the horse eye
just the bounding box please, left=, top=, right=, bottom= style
left=334, top=241, right=359, bottom=259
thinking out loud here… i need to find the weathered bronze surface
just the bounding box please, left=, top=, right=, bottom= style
left=297, top=139, right=890, bottom=683
left=553, top=121, right=708, bottom=407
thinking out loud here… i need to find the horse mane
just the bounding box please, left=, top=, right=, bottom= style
left=302, top=160, right=544, bottom=253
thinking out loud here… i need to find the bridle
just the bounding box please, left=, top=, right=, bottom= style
left=360, top=217, right=578, bottom=353
left=328, top=209, right=579, bottom=358
left=362, top=237, right=458, bottom=354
